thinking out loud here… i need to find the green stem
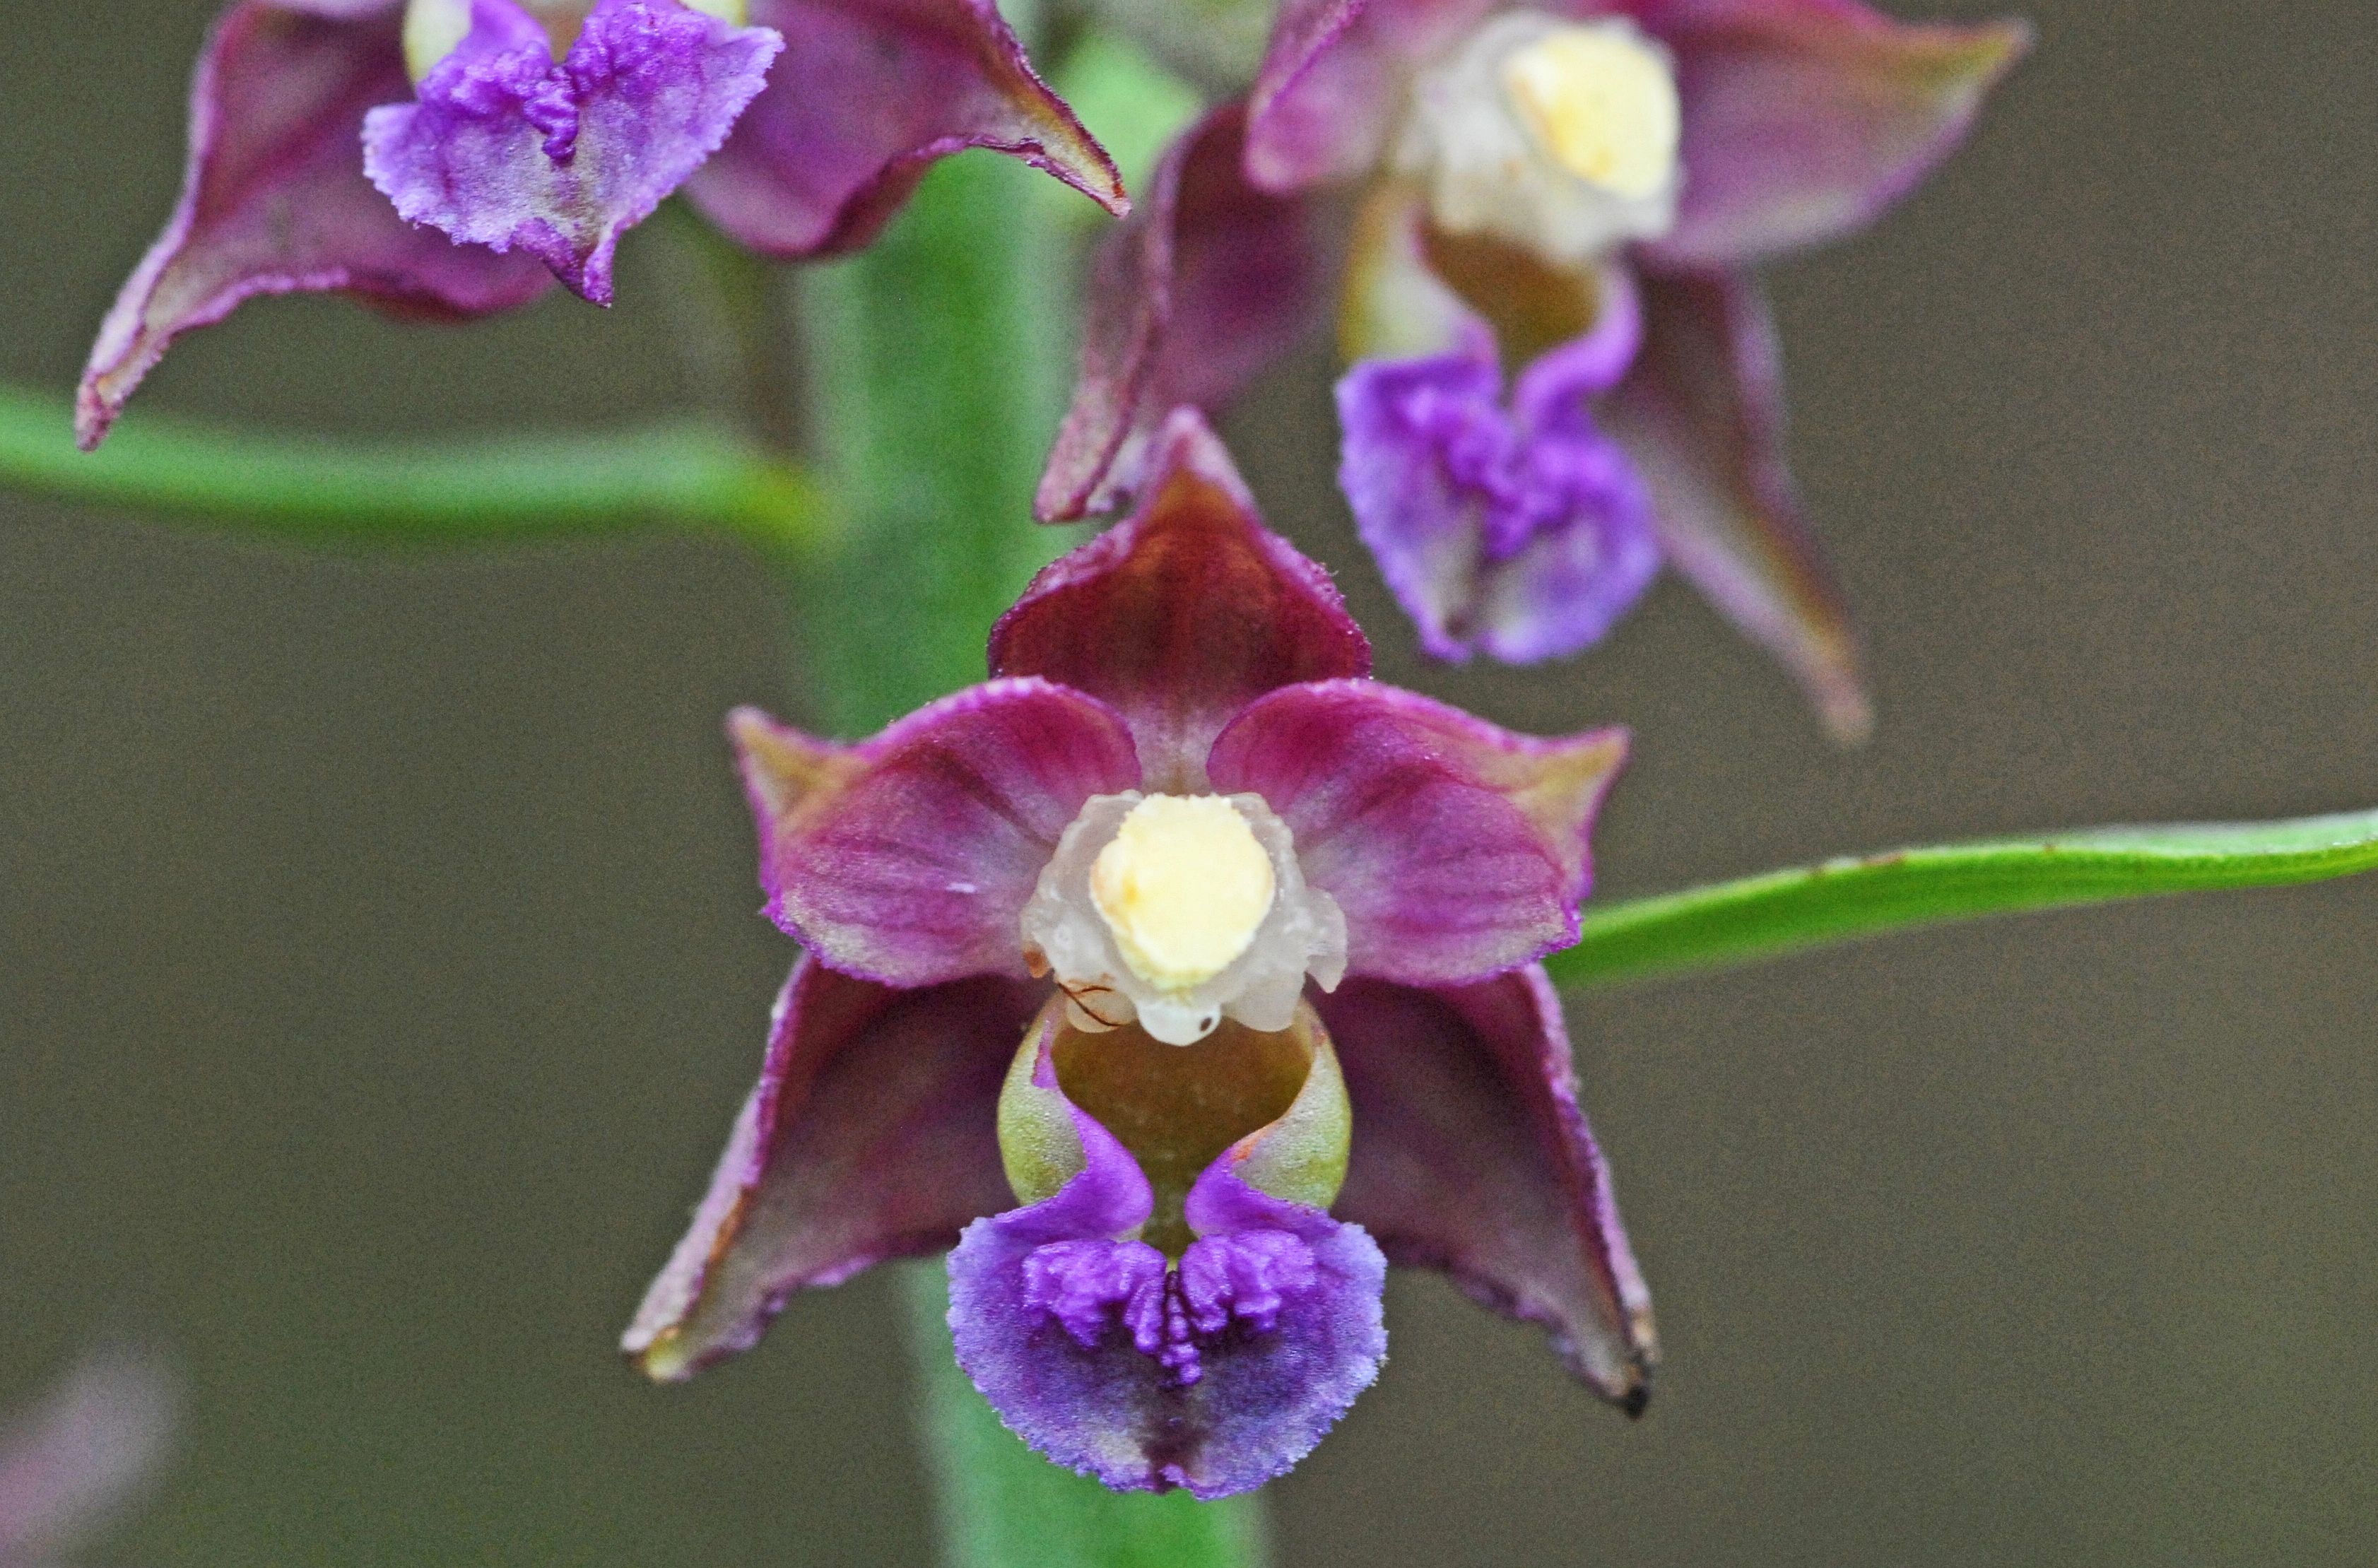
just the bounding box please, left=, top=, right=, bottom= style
left=1546, top=805, right=2378, bottom=991
left=785, top=151, right=1082, bottom=736
left=0, top=386, right=820, bottom=551
left=787, top=129, right=1261, bottom=1568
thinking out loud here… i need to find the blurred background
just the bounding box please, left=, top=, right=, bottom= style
left=4, top=0, right=2374, bottom=1562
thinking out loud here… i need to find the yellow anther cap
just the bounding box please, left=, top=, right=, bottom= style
left=1090, top=795, right=1277, bottom=993
left=1502, top=27, right=1681, bottom=201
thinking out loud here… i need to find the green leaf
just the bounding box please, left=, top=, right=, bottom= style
left=901, top=1265, right=1268, bottom=1568
left=0, top=384, right=823, bottom=552
left=1548, top=806, right=2378, bottom=991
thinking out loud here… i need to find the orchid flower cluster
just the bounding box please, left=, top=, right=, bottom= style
left=69, top=0, right=2035, bottom=1511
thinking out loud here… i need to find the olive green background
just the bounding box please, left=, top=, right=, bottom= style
left=4, top=1, right=2373, bottom=1563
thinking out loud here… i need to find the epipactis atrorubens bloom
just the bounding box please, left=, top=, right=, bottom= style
left=623, top=408, right=1654, bottom=1497
left=1040, top=0, right=2030, bottom=742
left=76, top=0, right=1124, bottom=448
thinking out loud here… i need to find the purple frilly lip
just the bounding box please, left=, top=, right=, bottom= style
left=360, top=0, right=784, bottom=303
left=1336, top=262, right=1664, bottom=665
left=78, top=0, right=1124, bottom=448
left=946, top=1012, right=1388, bottom=1499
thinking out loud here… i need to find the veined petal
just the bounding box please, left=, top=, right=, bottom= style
left=999, top=408, right=1370, bottom=792
left=1208, top=681, right=1627, bottom=984
left=683, top=0, right=1126, bottom=259
left=1321, top=966, right=1655, bottom=1408
left=949, top=1005, right=1386, bottom=1498
left=1037, top=107, right=1331, bottom=522
left=0, top=1348, right=176, bottom=1562
left=1601, top=267, right=1871, bottom=741
left=1637, top=0, right=2030, bottom=266
left=623, top=958, right=1044, bottom=1380
left=729, top=682, right=1141, bottom=986
left=1247, top=0, right=1495, bottom=191
left=361, top=0, right=784, bottom=302
left=76, top=0, right=552, bottom=450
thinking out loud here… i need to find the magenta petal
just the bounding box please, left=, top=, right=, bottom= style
left=1602, top=266, right=1870, bottom=741
left=682, top=0, right=1124, bottom=259
left=998, top=409, right=1370, bottom=791
left=1321, top=967, right=1655, bottom=1407
left=1037, top=106, right=1331, bottom=522
left=1639, top=0, right=2031, bottom=266
left=623, top=957, right=1044, bottom=1379
left=0, top=1349, right=176, bottom=1561
left=1246, top=0, right=1490, bottom=191
left=949, top=1091, right=1384, bottom=1498
left=729, top=682, right=1141, bottom=987
left=360, top=0, right=782, bottom=302
left=1209, top=680, right=1626, bottom=985
left=76, top=0, right=553, bottom=449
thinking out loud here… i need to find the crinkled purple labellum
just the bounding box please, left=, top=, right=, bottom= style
left=363, top=0, right=784, bottom=302
left=950, top=998, right=1384, bottom=1498
left=1337, top=330, right=1662, bottom=663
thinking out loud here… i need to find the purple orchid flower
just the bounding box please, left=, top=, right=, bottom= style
left=1040, top=0, right=2030, bottom=741
left=624, top=407, right=1654, bottom=1497
left=77, top=0, right=1126, bottom=449
left=0, top=1351, right=176, bottom=1568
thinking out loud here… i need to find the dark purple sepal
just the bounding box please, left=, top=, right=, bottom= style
left=949, top=1104, right=1386, bottom=1499
left=76, top=0, right=553, bottom=449
left=1208, top=680, right=1626, bottom=986
left=1601, top=266, right=1870, bottom=741
left=1321, top=966, right=1656, bottom=1408
left=683, top=0, right=1126, bottom=259
left=1336, top=273, right=1663, bottom=664
left=997, top=408, right=1370, bottom=791
left=623, top=956, right=1044, bottom=1380
left=1037, top=106, right=1332, bottom=522
left=362, top=0, right=782, bottom=302
left=727, top=681, right=1141, bottom=987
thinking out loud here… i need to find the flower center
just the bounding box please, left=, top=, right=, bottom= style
left=1501, top=27, right=1679, bottom=201
left=1022, top=791, right=1347, bottom=1047
left=1393, top=13, right=1682, bottom=266
left=402, top=0, right=748, bottom=81
left=1090, top=794, right=1276, bottom=993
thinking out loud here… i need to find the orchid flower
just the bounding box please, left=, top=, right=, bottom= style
left=624, top=409, right=1652, bottom=1498
left=0, top=1352, right=175, bottom=1568
left=77, top=0, right=1125, bottom=449
left=1040, top=0, right=2029, bottom=741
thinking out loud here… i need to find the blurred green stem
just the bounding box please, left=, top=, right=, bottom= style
left=0, top=385, right=820, bottom=551
left=784, top=153, right=1082, bottom=736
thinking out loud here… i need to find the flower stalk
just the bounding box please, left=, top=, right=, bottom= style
left=782, top=107, right=1264, bottom=1562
